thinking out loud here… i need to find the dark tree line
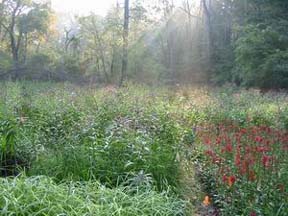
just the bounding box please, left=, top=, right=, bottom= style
left=0, top=0, right=287, bottom=89
left=206, top=0, right=288, bottom=89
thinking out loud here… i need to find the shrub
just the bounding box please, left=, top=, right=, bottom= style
left=234, top=22, right=288, bottom=89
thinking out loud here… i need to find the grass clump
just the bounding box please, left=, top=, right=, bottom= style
left=0, top=176, right=185, bottom=216
left=0, top=82, right=184, bottom=191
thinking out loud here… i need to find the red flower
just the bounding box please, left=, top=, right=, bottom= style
left=204, top=138, right=211, bottom=145
left=225, top=143, right=233, bottom=152
left=240, top=161, right=248, bottom=175
left=212, top=156, right=222, bottom=164
left=228, top=176, right=236, bottom=187
left=266, top=127, right=272, bottom=134
left=256, top=146, right=270, bottom=153
left=205, top=150, right=213, bottom=156
left=245, top=146, right=252, bottom=154
left=216, top=137, right=222, bottom=145
left=252, top=128, right=258, bottom=134
left=262, top=155, right=272, bottom=168
left=222, top=175, right=228, bottom=183
left=234, top=152, right=241, bottom=167
left=255, top=136, right=263, bottom=143
left=250, top=211, right=257, bottom=216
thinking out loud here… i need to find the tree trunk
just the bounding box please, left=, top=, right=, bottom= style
left=120, top=0, right=130, bottom=87
left=92, top=18, right=109, bottom=83
left=202, top=0, right=213, bottom=68
left=8, top=1, right=22, bottom=79
left=0, top=1, right=4, bottom=39
left=23, top=33, right=28, bottom=64
left=110, top=47, right=116, bottom=80
left=186, top=0, right=193, bottom=51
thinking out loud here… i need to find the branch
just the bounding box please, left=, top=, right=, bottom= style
left=202, top=0, right=211, bottom=18
left=15, top=30, right=22, bottom=52
left=0, top=22, right=10, bottom=32
left=179, top=7, right=202, bottom=20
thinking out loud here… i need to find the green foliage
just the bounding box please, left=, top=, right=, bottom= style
left=0, top=119, right=16, bottom=166
left=30, top=99, right=181, bottom=190
left=0, top=0, right=53, bottom=71
left=234, top=23, right=288, bottom=89
left=2, top=82, right=288, bottom=214
left=0, top=52, right=12, bottom=75
left=0, top=83, right=183, bottom=191
left=18, top=4, right=50, bottom=35
left=25, top=52, right=58, bottom=80
left=209, top=0, right=288, bottom=89
left=0, top=176, right=185, bottom=216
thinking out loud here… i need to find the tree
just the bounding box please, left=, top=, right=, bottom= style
left=120, top=0, right=130, bottom=86
left=0, top=0, right=51, bottom=78
left=77, top=12, right=122, bottom=83
left=78, top=15, right=110, bottom=82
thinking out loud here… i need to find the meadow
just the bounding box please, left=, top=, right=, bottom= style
left=0, top=82, right=287, bottom=215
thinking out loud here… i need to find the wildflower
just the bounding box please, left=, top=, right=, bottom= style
left=261, top=155, right=272, bottom=168
left=256, top=146, right=270, bottom=153
left=228, top=176, right=236, bottom=187
left=204, top=138, right=211, bottom=145
left=252, top=128, right=258, bottom=134
left=248, top=170, right=256, bottom=181
left=222, top=175, right=228, bottom=183
left=255, top=136, right=263, bottom=143
left=203, top=196, right=211, bottom=206
left=235, top=134, right=242, bottom=144
left=234, top=152, right=241, bottom=167
left=205, top=150, right=215, bottom=157
left=266, top=127, right=272, bottom=134
left=240, top=161, right=248, bottom=175
left=245, top=146, right=252, bottom=153
left=212, top=156, right=222, bottom=164
left=250, top=211, right=257, bottom=216
left=216, top=137, right=222, bottom=145
left=247, top=155, right=255, bottom=166
left=234, top=132, right=241, bottom=138
left=240, top=128, right=247, bottom=134
left=225, top=143, right=233, bottom=152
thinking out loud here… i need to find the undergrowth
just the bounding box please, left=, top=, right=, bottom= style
left=0, top=176, right=185, bottom=215
left=1, top=82, right=288, bottom=215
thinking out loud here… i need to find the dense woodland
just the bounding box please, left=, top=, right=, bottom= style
left=0, top=0, right=287, bottom=88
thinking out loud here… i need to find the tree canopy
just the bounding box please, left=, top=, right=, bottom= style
left=0, top=0, right=287, bottom=89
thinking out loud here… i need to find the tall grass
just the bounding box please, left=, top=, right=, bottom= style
left=1, top=82, right=288, bottom=215
left=0, top=82, right=185, bottom=190
left=0, top=176, right=185, bottom=215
